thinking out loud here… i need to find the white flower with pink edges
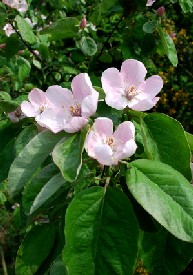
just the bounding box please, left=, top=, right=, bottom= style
left=84, top=117, right=137, bottom=166
left=21, top=73, right=99, bottom=134
left=101, top=59, right=163, bottom=111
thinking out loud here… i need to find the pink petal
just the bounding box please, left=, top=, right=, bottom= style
left=63, top=117, right=88, bottom=133
left=81, top=92, right=99, bottom=118
left=105, top=92, right=128, bottom=110
left=28, top=88, right=46, bottom=107
left=71, top=73, right=95, bottom=103
left=93, top=144, right=115, bottom=166
left=121, top=59, right=147, bottom=87
left=84, top=131, right=101, bottom=159
left=114, top=121, right=135, bottom=142
left=131, top=97, right=160, bottom=111
left=36, top=109, right=65, bottom=133
left=140, top=75, right=163, bottom=99
left=101, top=68, right=124, bottom=95
left=93, top=118, right=113, bottom=137
left=46, top=85, right=73, bottom=109
left=114, top=139, right=137, bottom=160
left=21, top=101, right=39, bottom=117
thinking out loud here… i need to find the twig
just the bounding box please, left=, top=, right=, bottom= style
left=10, top=22, right=60, bottom=85
left=97, top=13, right=125, bottom=59
left=0, top=246, right=8, bottom=275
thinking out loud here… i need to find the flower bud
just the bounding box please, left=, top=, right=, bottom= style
left=156, top=6, right=165, bottom=17
left=80, top=17, right=87, bottom=29
left=0, top=43, right=6, bottom=49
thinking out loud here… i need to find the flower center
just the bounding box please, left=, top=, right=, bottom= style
left=107, top=137, right=115, bottom=148
left=38, top=105, right=47, bottom=113
left=69, top=105, right=82, bottom=117
left=125, top=86, right=139, bottom=101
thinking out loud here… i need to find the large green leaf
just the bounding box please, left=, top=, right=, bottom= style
left=15, top=15, right=37, bottom=45
left=127, top=159, right=193, bottom=242
left=141, top=113, right=191, bottom=181
left=140, top=228, right=193, bottom=275
left=22, top=163, right=59, bottom=215
left=81, top=37, right=97, bottom=56
left=52, top=129, right=87, bottom=182
left=15, top=224, right=55, bottom=275
left=8, top=130, right=65, bottom=197
left=157, top=25, right=178, bottom=67
left=40, top=17, right=79, bottom=41
left=179, top=0, right=193, bottom=12
left=30, top=173, right=70, bottom=215
left=63, top=187, right=139, bottom=275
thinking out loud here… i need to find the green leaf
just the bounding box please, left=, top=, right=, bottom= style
left=186, top=132, right=193, bottom=153
left=179, top=0, right=193, bottom=12
left=141, top=113, right=191, bottom=181
left=17, top=57, right=31, bottom=83
left=81, top=37, right=97, bottom=56
left=140, top=228, right=193, bottom=275
left=15, top=224, right=55, bottom=275
left=127, top=159, right=193, bottom=242
left=22, top=163, right=58, bottom=215
left=5, top=35, right=21, bottom=58
left=8, top=130, right=66, bottom=197
left=143, top=21, right=157, bottom=33
left=63, top=187, right=139, bottom=275
left=30, top=173, right=70, bottom=215
left=52, top=129, right=87, bottom=182
left=41, top=17, right=79, bottom=41
left=157, top=25, right=178, bottom=67
left=50, top=256, right=68, bottom=275
left=15, top=15, right=37, bottom=45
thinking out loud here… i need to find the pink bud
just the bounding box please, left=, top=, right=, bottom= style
left=80, top=17, right=87, bottom=29
left=169, top=33, right=176, bottom=39
left=156, top=6, right=165, bottom=17
left=0, top=43, right=6, bottom=49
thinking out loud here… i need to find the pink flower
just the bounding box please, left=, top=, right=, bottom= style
left=84, top=117, right=137, bottom=166
left=37, top=73, right=99, bottom=133
left=21, top=88, right=50, bottom=120
left=146, top=0, right=156, bottom=6
left=3, top=23, right=15, bottom=37
left=2, top=0, right=28, bottom=12
left=101, top=59, right=163, bottom=111
left=80, top=17, right=87, bottom=29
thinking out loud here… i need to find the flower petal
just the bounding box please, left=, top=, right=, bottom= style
left=81, top=92, right=99, bottom=118
left=36, top=109, right=65, bottom=133
left=105, top=92, right=128, bottom=110
left=63, top=117, right=88, bottom=133
left=94, top=144, right=115, bottom=166
left=131, top=97, right=159, bottom=111
left=71, top=73, right=95, bottom=102
left=114, top=121, right=135, bottom=142
left=114, top=139, right=137, bottom=160
left=93, top=117, right=113, bottom=137
left=121, top=59, right=147, bottom=87
left=28, top=88, right=46, bottom=107
left=101, top=68, right=124, bottom=95
left=21, top=101, right=39, bottom=117
left=140, top=75, right=163, bottom=99
left=46, top=85, right=73, bottom=109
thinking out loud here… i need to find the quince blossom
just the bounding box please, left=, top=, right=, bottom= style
left=84, top=117, right=137, bottom=166
left=3, top=23, right=15, bottom=37
left=38, top=73, right=99, bottom=133
left=101, top=59, right=163, bottom=111
left=21, top=73, right=99, bottom=134
left=2, top=0, right=28, bottom=12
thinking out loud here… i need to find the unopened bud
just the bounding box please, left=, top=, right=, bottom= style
left=156, top=6, right=165, bottom=17
left=80, top=17, right=87, bottom=29
left=0, top=43, right=6, bottom=49
left=169, top=32, right=176, bottom=39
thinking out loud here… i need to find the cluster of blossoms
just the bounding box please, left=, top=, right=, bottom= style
left=2, top=0, right=28, bottom=12
left=20, top=59, right=163, bottom=166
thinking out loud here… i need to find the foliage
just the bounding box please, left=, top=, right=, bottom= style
left=1, top=0, right=193, bottom=275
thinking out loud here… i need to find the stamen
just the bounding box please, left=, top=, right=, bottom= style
left=125, top=86, right=139, bottom=100
left=69, top=105, right=81, bottom=117
left=107, top=137, right=115, bottom=148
